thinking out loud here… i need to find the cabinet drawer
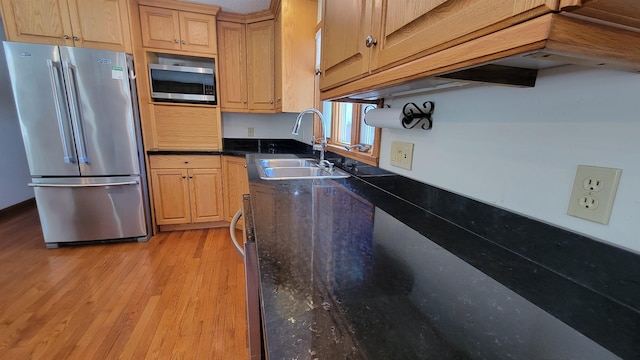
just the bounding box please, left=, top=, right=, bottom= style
left=149, top=155, right=221, bottom=169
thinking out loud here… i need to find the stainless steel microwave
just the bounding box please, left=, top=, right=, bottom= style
left=148, top=64, right=216, bottom=105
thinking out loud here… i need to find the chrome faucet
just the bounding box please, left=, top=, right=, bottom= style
left=344, top=144, right=371, bottom=152
left=292, top=108, right=333, bottom=170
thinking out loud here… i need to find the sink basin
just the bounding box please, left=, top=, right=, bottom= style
left=257, top=158, right=317, bottom=168
left=254, top=157, right=350, bottom=180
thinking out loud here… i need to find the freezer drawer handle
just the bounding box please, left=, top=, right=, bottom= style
left=28, top=180, right=139, bottom=188
left=46, top=59, right=75, bottom=164
left=62, top=61, right=90, bottom=164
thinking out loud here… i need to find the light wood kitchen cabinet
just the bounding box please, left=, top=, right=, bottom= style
left=320, top=0, right=372, bottom=91
left=320, top=0, right=573, bottom=91
left=139, top=5, right=217, bottom=55
left=246, top=20, right=275, bottom=111
left=223, top=156, right=250, bottom=223
left=217, top=20, right=274, bottom=112
left=150, top=155, right=224, bottom=226
left=273, top=0, right=317, bottom=113
left=150, top=104, right=222, bottom=151
left=217, top=21, right=247, bottom=110
left=0, top=0, right=132, bottom=52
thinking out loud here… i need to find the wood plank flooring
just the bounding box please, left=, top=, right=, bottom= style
left=0, top=206, right=248, bottom=359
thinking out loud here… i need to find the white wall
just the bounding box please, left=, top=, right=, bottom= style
left=222, top=112, right=314, bottom=143
left=0, top=19, right=33, bottom=209
left=378, top=65, right=640, bottom=252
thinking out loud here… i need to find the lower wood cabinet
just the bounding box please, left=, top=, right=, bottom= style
left=150, top=155, right=224, bottom=226
left=222, top=156, right=250, bottom=224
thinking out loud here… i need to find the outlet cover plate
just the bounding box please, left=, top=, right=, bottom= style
left=567, top=165, right=622, bottom=224
left=390, top=141, right=414, bottom=170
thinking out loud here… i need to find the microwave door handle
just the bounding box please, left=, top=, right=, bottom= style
left=47, top=59, right=75, bottom=164
left=62, top=61, right=90, bottom=164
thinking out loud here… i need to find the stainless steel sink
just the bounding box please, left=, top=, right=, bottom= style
left=254, top=157, right=350, bottom=180
left=257, top=158, right=317, bottom=168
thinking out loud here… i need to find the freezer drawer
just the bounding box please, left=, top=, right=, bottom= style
left=30, top=177, right=147, bottom=245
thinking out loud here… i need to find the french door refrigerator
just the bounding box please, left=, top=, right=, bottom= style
left=3, top=42, right=151, bottom=248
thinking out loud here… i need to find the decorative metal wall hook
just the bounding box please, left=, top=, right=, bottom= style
left=401, top=101, right=434, bottom=130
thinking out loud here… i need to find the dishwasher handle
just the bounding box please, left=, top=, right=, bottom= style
left=230, top=208, right=245, bottom=257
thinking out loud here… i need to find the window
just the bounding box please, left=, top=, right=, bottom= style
left=315, top=100, right=381, bottom=166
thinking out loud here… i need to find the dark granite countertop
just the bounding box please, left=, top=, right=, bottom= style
left=245, top=154, right=639, bottom=360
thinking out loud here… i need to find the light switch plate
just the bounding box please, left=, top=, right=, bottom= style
left=390, top=141, right=414, bottom=170
left=248, top=127, right=255, bottom=137
left=567, top=165, right=622, bottom=224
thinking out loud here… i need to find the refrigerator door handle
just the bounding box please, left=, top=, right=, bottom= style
left=62, top=61, right=90, bottom=164
left=28, top=180, right=139, bottom=188
left=46, top=59, right=75, bottom=164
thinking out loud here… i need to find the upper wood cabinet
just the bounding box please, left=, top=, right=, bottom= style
left=320, top=0, right=566, bottom=90
left=217, top=20, right=274, bottom=112
left=0, top=0, right=132, bottom=52
left=320, top=0, right=372, bottom=91
left=217, top=0, right=317, bottom=113
left=217, top=21, right=248, bottom=110
left=139, top=5, right=217, bottom=55
left=246, top=20, right=275, bottom=111
left=274, top=0, right=317, bottom=113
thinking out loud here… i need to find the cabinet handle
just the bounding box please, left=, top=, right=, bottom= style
left=365, top=35, right=377, bottom=47
left=63, top=34, right=70, bottom=40
left=174, top=39, right=179, bottom=44
left=181, top=40, right=186, bottom=45
left=73, top=36, right=79, bottom=42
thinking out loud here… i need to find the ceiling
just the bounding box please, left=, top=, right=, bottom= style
left=185, top=0, right=271, bottom=13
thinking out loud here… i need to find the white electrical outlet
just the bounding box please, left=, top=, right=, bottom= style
left=567, top=165, right=622, bottom=224
left=248, top=127, right=255, bottom=137
left=390, top=141, right=414, bottom=170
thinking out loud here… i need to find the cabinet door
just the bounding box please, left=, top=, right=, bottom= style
left=152, top=104, right=221, bottom=151
left=189, top=168, right=224, bottom=223
left=223, top=156, right=249, bottom=223
left=370, top=0, right=559, bottom=70
left=151, top=169, right=191, bottom=225
left=179, top=11, right=217, bottom=54
left=217, top=21, right=247, bottom=110
left=0, top=0, right=74, bottom=46
left=320, top=0, right=372, bottom=90
left=139, top=5, right=181, bottom=50
left=246, top=20, right=275, bottom=110
left=66, top=0, right=132, bottom=52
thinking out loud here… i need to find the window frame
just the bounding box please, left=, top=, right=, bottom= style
left=314, top=99, right=382, bottom=166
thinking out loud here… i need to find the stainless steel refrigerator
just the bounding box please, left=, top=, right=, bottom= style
left=3, top=42, right=151, bottom=248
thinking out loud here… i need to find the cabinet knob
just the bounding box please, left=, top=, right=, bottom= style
left=314, top=68, right=322, bottom=76
left=63, top=34, right=70, bottom=40
left=181, top=40, right=186, bottom=45
left=189, top=176, right=193, bottom=179
left=73, top=36, right=80, bottom=42
left=269, top=100, right=273, bottom=104
left=365, top=35, right=378, bottom=48
left=243, top=101, right=247, bottom=104
left=184, top=161, right=189, bottom=164
left=174, top=39, right=179, bottom=43
left=182, top=176, right=186, bottom=179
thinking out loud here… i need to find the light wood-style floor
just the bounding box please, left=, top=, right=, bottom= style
left=0, top=206, right=248, bottom=359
